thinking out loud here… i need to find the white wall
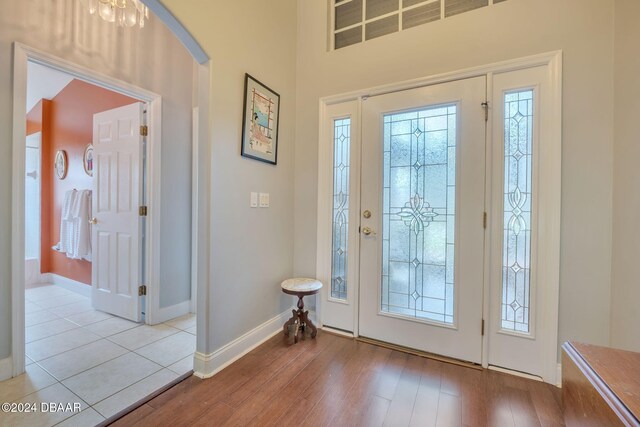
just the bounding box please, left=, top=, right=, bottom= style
left=0, top=0, right=194, bottom=359
left=611, top=0, right=640, bottom=352
left=295, top=0, right=615, bottom=351
left=160, top=0, right=297, bottom=352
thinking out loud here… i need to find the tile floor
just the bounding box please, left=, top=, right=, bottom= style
left=0, top=283, right=196, bottom=426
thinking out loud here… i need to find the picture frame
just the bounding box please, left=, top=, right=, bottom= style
left=54, top=150, right=68, bottom=180
left=241, top=74, right=280, bottom=165
left=83, top=144, right=94, bottom=177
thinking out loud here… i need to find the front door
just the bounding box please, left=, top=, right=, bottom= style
left=91, top=102, right=144, bottom=322
left=358, top=77, right=486, bottom=363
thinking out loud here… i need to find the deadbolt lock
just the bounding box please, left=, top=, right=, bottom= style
left=363, top=210, right=372, bottom=219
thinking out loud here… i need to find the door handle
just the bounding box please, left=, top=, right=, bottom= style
left=362, top=226, right=376, bottom=236
left=89, top=217, right=97, bottom=225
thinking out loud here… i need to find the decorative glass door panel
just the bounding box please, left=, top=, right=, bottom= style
left=359, top=77, right=486, bottom=363
left=381, top=106, right=457, bottom=324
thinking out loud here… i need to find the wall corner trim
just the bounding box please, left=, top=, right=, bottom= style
left=192, top=308, right=293, bottom=379
left=0, top=356, right=13, bottom=381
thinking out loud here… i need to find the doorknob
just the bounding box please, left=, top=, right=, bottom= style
left=89, top=217, right=97, bottom=225
left=362, top=226, right=376, bottom=236
left=363, top=210, right=372, bottom=219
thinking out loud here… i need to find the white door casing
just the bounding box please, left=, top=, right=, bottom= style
left=92, top=102, right=144, bottom=322
left=359, top=77, right=487, bottom=364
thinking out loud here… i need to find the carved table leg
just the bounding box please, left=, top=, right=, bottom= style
left=283, top=309, right=298, bottom=337
left=300, top=309, right=318, bottom=338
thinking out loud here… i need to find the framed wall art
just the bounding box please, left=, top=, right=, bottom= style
left=241, top=74, right=280, bottom=165
left=54, top=150, right=68, bottom=180
left=83, top=144, right=94, bottom=177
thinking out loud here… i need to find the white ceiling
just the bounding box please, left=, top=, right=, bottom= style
left=26, top=62, right=75, bottom=112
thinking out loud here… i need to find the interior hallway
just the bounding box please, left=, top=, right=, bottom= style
left=0, top=283, right=195, bottom=426
left=112, top=331, right=564, bottom=427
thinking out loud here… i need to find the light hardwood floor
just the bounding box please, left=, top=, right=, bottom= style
left=110, top=331, right=565, bottom=426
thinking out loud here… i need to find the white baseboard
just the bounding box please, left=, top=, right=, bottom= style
left=42, top=273, right=91, bottom=298
left=0, top=356, right=13, bottom=381
left=156, top=300, right=191, bottom=324
left=193, top=308, right=293, bottom=379
left=25, top=258, right=41, bottom=286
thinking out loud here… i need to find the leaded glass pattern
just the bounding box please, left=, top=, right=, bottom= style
left=331, top=118, right=351, bottom=300
left=381, top=105, right=457, bottom=325
left=501, top=90, right=533, bottom=333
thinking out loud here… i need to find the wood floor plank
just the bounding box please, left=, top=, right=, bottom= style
left=111, top=333, right=565, bottom=427
left=383, top=354, right=425, bottom=427
left=221, top=335, right=335, bottom=426
left=409, top=358, right=444, bottom=427
left=299, top=341, right=382, bottom=426
left=328, top=346, right=394, bottom=426
left=247, top=336, right=351, bottom=426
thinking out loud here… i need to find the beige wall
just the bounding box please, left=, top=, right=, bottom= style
left=0, top=1, right=194, bottom=360
left=295, top=0, right=615, bottom=350
left=611, top=0, right=640, bottom=352
left=161, top=0, right=297, bottom=351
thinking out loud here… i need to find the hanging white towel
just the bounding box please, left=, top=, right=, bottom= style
left=57, top=189, right=77, bottom=255
left=70, top=190, right=92, bottom=261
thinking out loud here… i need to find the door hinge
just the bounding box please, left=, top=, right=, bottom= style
left=481, top=102, right=489, bottom=122
left=481, top=319, right=485, bottom=336
left=483, top=212, right=487, bottom=229
left=139, top=206, right=148, bottom=216
left=140, top=125, right=148, bottom=136
left=138, top=285, right=147, bottom=296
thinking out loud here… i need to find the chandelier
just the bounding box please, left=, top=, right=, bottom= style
left=86, top=0, right=149, bottom=28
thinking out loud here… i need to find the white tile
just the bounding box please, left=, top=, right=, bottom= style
left=54, top=408, right=105, bottom=427
left=108, top=324, right=180, bottom=351
left=64, top=310, right=113, bottom=326
left=62, top=353, right=162, bottom=405
left=48, top=300, right=94, bottom=318
left=26, top=318, right=81, bottom=343
left=167, top=355, right=194, bottom=376
left=93, top=369, right=179, bottom=419
left=25, top=301, right=46, bottom=314
left=185, top=326, right=197, bottom=336
left=26, top=328, right=101, bottom=361
left=37, top=339, right=128, bottom=381
left=25, top=310, right=60, bottom=327
left=34, top=293, right=87, bottom=309
left=25, top=285, right=74, bottom=302
left=164, top=313, right=196, bottom=331
left=135, top=331, right=196, bottom=367
left=0, top=364, right=57, bottom=403
left=25, top=356, right=35, bottom=366
left=2, top=383, right=87, bottom=427
left=84, top=317, right=141, bottom=337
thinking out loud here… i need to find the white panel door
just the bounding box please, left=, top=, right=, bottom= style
left=92, top=102, right=144, bottom=322
left=359, top=77, right=487, bottom=363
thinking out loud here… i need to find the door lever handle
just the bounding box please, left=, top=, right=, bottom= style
left=89, top=218, right=97, bottom=225
left=361, top=226, right=376, bottom=236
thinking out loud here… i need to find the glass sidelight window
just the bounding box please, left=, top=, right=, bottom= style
left=331, top=118, right=351, bottom=300
left=501, top=89, right=534, bottom=333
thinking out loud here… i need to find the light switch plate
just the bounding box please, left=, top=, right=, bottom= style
left=259, top=192, right=270, bottom=208
left=250, top=192, right=258, bottom=208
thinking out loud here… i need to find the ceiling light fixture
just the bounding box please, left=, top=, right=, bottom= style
left=86, top=0, right=149, bottom=28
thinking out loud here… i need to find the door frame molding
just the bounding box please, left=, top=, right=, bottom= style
left=317, top=50, right=562, bottom=384
left=11, top=42, right=163, bottom=377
